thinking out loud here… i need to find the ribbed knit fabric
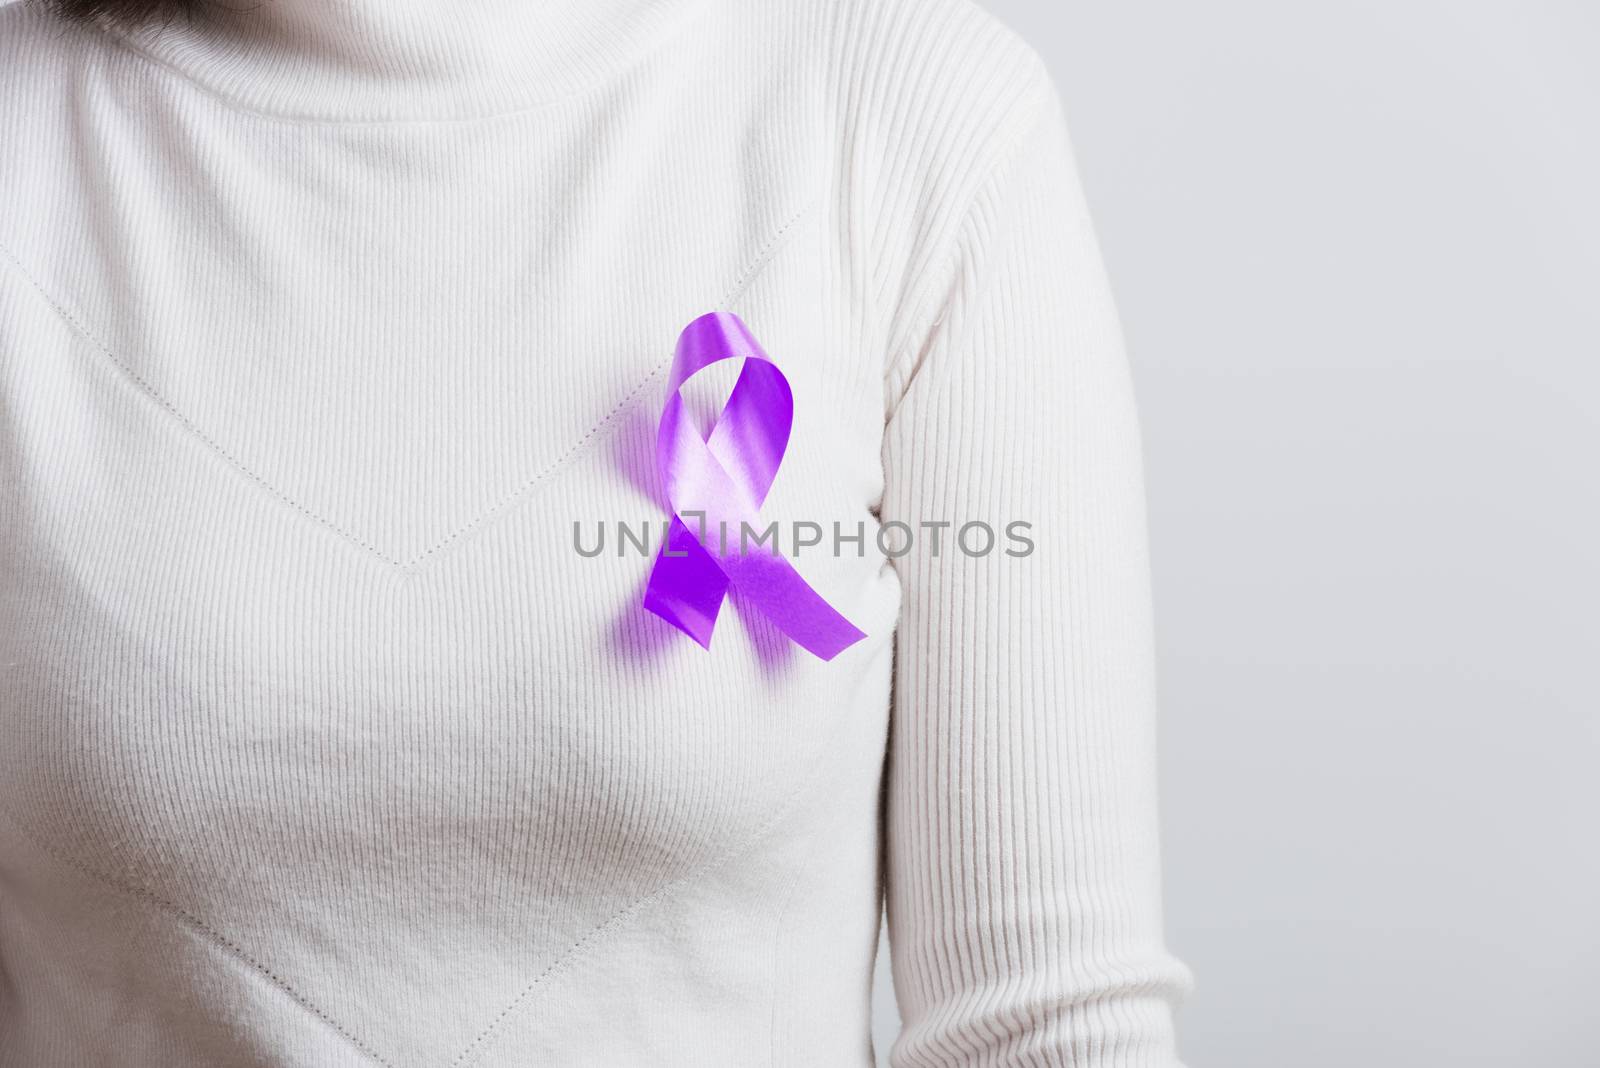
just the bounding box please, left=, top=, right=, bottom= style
left=0, top=0, right=1192, bottom=1064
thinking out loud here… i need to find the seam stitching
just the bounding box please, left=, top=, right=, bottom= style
left=398, top=194, right=821, bottom=573
left=448, top=695, right=865, bottom=1068
left=0, top=193, right=818, bottom=575
left=0, top=804, right=394, bottom=1068
left=0, top=237, right=409, bottom=568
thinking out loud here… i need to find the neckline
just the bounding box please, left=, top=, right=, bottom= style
left=96, top=0, right=711, bottom=124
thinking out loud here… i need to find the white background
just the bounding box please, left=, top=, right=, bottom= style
left=874, top=2, right=1600, bottom=1064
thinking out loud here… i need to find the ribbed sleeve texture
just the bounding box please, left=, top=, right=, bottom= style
left=0, top=0, right=1190, bottom=1064
left=878, top=67, right=1194, bottom=1066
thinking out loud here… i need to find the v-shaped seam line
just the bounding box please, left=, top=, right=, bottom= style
left=0, top=192, right=819, bottom=576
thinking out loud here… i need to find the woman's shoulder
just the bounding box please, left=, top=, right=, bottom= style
left=802, top=0, right=1060, bottom=328
left=826, top=0, right=1046, bottom=76
left=813, top=0, right=1057, bottom=205
left=806, top=0, right=1053, bottom=125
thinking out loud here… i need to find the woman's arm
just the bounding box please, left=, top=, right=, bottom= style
left=878, top=59, right=1193, bottom=1066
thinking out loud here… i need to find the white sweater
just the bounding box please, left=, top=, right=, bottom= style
left=0, top=0, right=1192, bottom=1064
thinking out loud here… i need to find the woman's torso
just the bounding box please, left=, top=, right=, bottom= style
left=0, top=0, right=964, bottom=1061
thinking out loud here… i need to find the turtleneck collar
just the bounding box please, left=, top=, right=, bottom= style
left=98, top=0, right=710, bottom=123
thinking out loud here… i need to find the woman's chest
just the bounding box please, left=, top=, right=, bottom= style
left=0, top=198, right=900, bottom=938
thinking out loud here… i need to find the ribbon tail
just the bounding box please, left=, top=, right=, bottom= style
left=642, top=515, right=729, bottom=648
left=718, top=548, right=868, bottom=662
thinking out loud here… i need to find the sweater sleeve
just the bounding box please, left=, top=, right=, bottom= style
left=877, top=62, right=1194, bottom=1067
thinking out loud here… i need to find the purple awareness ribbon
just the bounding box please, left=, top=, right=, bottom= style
left=642, top=311, right=867, bottom=661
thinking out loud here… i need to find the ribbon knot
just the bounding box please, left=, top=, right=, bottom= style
left=642, top=311, right=867, bottom=660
